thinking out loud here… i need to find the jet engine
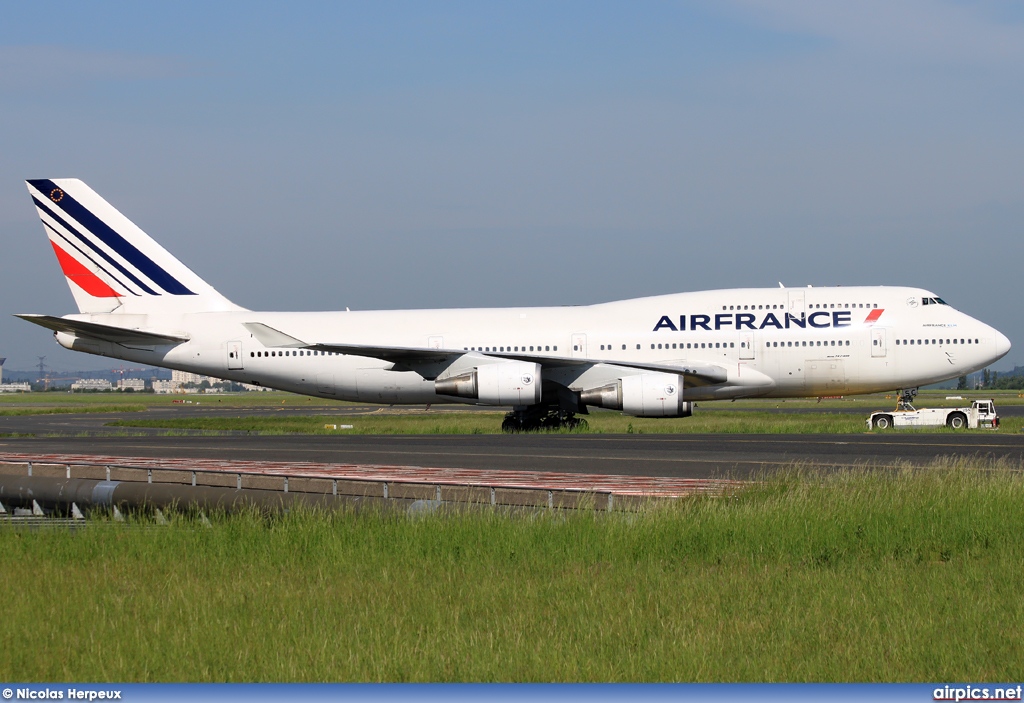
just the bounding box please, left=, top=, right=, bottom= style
left=435, top=361, right=542, bottom=405
left=580, top=372, right=692, bottom=418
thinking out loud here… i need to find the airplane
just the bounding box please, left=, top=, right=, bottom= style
left=17, top=178, right=1012, bottom=431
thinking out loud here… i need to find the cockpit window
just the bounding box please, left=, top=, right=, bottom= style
left=922, top=297, right=948, bottom=306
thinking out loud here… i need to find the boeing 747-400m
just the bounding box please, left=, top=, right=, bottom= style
left=18, top=178, right=1011, bottom=431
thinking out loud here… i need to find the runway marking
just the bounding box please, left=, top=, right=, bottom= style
left=0, top=452, right=740, bottom=498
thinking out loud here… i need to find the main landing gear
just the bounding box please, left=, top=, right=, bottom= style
left=501, top=405, right=588, bottom=433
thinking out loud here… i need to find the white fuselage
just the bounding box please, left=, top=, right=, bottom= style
left=56, top=285, right=1010, bottom=405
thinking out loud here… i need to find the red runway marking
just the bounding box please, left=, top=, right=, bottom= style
left=0, top=453, right=741, bottom=498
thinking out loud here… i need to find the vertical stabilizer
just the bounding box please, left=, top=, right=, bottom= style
left=25, top=179, right=245, bottom=315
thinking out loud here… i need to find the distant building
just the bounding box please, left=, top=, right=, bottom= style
left=117, top=378, right=146, bottom=392
left=171, top=369, right=221, bottom=386
left=71, top=379, right=113, bottom=392
left=0, top=357, right=5, bottom=384
left=0, top=382, right=31, bottom=393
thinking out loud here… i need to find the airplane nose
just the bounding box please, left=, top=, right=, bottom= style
left=994, top=330, right=1011, bottom=360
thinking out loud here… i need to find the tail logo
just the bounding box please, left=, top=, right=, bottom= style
left=28, top=179, right=195, bottom=298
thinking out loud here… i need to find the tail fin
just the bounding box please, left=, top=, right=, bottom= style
left=26, top=178, right=244, bottom=315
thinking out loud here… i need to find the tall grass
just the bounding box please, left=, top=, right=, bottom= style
left=1, top=462, right=1023, bottom=681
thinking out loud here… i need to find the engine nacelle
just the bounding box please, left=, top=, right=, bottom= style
left=434, top=361, right=542, bottom=406
left=580, top=372, right=692, bottom=418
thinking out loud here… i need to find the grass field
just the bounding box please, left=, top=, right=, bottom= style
left=106, top=407, right=1024, bottom=435
left=3, top=389, right=1023, bottom=434
left=2, top=389, right=1023, bottom=410
left=1, top=463, right=1022, bottom=682
left=0, top=404, right=145, bottom=417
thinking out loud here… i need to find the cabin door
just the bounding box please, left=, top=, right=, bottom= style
left=739, top=332, right=755, bottom=360
left=227, top=341, right=244, bottom=370
left=871, top=328, right=887, bottom=358
left=571, top=333, right=587, bottom=358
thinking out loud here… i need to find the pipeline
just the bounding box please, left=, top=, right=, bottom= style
left=0, top=474, right=401, bottom=515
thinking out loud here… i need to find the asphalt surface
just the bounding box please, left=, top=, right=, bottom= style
left=2, top=405, right=1022, bottom=479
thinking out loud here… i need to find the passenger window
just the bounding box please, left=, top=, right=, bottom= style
left=621, top=344, right=626, bottom=350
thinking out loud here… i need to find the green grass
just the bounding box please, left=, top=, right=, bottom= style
left=106, top=408, right=1024, bottom=434
left=0, top=404, right=145, bottom=416
left=1, top=462, right=1023, bottom=681
left=0, top=390, right=356, bottom=409
left=2, top=389, right=1022, bottom=411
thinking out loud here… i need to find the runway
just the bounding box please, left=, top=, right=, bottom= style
left=2, top=406, right=1022, bottom=478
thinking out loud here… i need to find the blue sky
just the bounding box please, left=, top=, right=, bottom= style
left=1, top=1, right=1022, bottom=371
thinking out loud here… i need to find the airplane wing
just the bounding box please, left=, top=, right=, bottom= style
left=244, top=323, right=726, bottom=387
left=16, top=314, right=190, bottom=346
left=243, top=323, right=728, bottom=387
left=466, top=350, right=729, bottom=386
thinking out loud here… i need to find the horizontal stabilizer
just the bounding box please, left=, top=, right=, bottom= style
left=15, top=314, right=189, bottom=346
